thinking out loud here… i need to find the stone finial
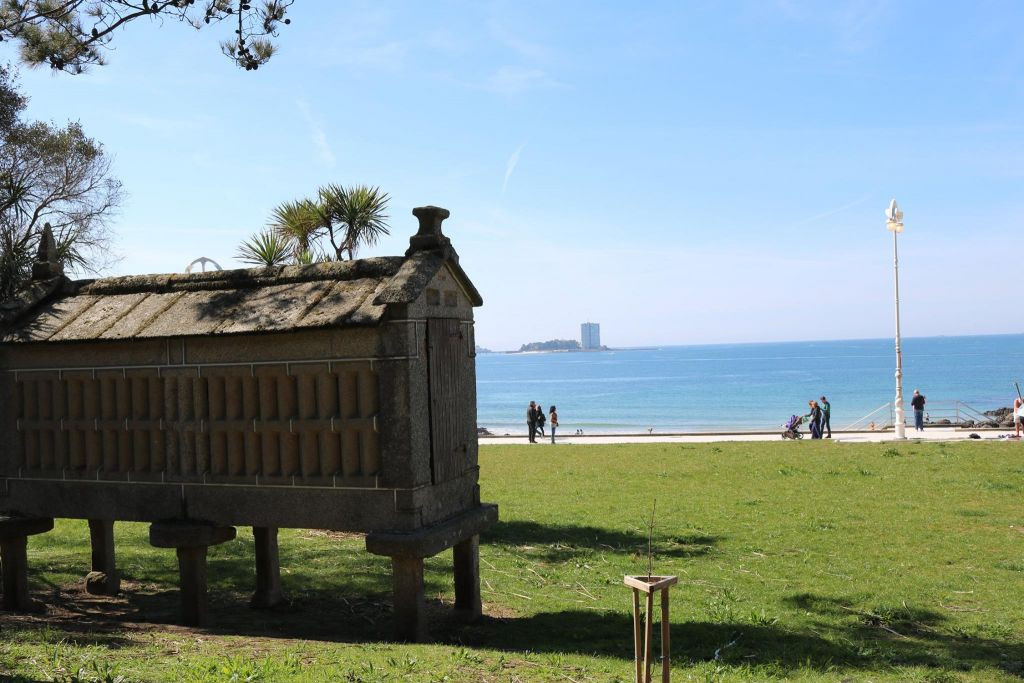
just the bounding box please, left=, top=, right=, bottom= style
left=407, top=206, right=457, bottom=262
left=31, top=223, right=63, bottom=281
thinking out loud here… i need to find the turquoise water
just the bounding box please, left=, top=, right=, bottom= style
left=475, top=334, right=1024, bottom=434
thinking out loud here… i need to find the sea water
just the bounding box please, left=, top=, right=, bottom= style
left=475, top=334, right=1024, bottom=434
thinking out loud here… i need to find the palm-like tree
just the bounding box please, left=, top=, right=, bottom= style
left=235, top=230, right=292, bottom=267
left=320, top=184, right=390, bottom=260
left=0, top=174, right=33, bottom=298
left=268, top=198, right=325, bottom=259
left=242, top=184, right=391, bottom=268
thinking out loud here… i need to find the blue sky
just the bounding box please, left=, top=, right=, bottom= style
left=4, top=1, right=1023, bottom=350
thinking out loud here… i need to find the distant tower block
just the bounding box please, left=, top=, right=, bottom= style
left=581, top=322, right=601, bottom=350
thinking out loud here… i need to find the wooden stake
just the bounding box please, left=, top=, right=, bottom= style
left=644, top=590, right=654, bottom=682
left=661, top=588, right=670, bottom=682
left=632, top=588, right=643, bottom=683
left=624, top=574, right=676, bottom=683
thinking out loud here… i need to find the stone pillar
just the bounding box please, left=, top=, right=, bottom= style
left=1, top=536, right=30, bottom=611
left=85, top=519, right=119, bottom=596
left=366, top=504, right=498, bottom=641
left=0, top=515, right=54, bottom=612
left=149, top=521, right=236, bottom=627
left=250, top=526, right=286, bottom=608
left=176, top=545, right=209, bottom=626
left=391, top=555, right=426, bottom=642
left=452, top=534, right=481, bottom=620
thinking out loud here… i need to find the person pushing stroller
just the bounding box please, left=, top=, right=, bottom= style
left=804, top=400, right=823, bottom=439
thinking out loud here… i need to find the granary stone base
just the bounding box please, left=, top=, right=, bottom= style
left=391, top=555, right=427, bottom=642
left=85, top=519, right=119, bottom=595
left=453, top=534, right=481, bottom=620
left=149, top=521, right=237, bottom=627
left=0, top=514, right=53, bottom=611
left=250, top=526, right=286, bottom=608
left=366, top=504, right=497, bottom=641
left=0, top=473, right=480, bottom=533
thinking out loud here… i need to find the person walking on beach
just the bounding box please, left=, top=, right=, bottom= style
left=1013, top=395, right=1023, bottom=438
left=910, top=389, right=926, bottom=431
left=549, top=405, right=558, bottom=443
left=806, top=400, right=822, bottom=439
left=819, top=395, right=832, bottom=438
left=535, top=400, right=546, bottom=438
left=526, top=401, right=538, bottom=443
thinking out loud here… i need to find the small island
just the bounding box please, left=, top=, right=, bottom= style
left=518, top=339, right=582, bottom=352
left=475, top=345, right=494, bottom=354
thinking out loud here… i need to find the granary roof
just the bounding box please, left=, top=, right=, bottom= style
left=0, top=206, right=482, bottom=344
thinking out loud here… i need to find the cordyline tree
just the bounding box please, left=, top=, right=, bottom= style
left=0, top=1, right=294, bottom=73
left=0, top=66, right=123, bottom=299
left=236, top=185, right=391, bottom=267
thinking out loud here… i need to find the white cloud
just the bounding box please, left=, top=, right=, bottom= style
left=115, top=113, right=205, bottom=135
left=296, top=99, right=336, bottom=167
left=330, top=41, right=410, bottom=70
left=503, top=144, right=524, bottom=193
left=485, top=66, right=559, bottom=96
left=499, top=35, right=552, bottom=63
left=788, top=193, right=872, bottom=229
left=770, top=0, right=893, bottom=53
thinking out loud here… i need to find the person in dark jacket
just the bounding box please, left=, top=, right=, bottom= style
left=819, top=395, right=832, bottom=438
left=535, top=400, right=546, bottom=438
left=805, top=400, right=822, bottom=439
left=910, top=389, right=926, bottom=431
left=526, top=401, right=538, bottom=443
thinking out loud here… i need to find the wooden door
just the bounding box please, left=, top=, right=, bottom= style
left=427, top=318, right=471, bottom=484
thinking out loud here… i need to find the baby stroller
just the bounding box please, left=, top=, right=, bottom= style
left=782, top=414, right=803, bottom=439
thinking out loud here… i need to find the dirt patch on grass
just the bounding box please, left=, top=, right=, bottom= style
left=0, top=579, right=508, bottom=647
left=299, top=529, right=365, bottom=542
left=0, top=581, right=184, bottom=645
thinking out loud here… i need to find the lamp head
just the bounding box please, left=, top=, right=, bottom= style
left=885, top=198, right=904, bottom=233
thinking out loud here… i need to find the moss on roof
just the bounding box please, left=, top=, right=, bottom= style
left=0, top=252, right=481, bottom=344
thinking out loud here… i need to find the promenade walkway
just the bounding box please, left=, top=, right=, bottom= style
left=480, top=426, right=1021, bottom=446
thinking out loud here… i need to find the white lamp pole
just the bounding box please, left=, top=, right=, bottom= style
left=886, top=199, right=906, bottom=439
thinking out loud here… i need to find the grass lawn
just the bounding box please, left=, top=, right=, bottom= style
left=1, top=440, right=1023, bottom=681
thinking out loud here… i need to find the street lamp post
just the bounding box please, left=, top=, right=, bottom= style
left=886, top=199, right=906, bottom=439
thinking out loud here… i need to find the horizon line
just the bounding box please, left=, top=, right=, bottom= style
left=481, top=331, right=1024, bottom=353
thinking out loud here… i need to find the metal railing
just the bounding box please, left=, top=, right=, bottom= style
left=842, top=403, right=893, bottom=431
left=842, top=400, right=1012, bottom=431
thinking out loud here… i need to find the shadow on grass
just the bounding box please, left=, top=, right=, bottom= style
left=11, top=531, right=1022, bottom=679
left=8, top=584, right=1022, bottom=678
left=29, top=532, right=395, bottom=597
left=483, top=520, right=719, bottom=561
left=462, top=606, right=1024, bottom=677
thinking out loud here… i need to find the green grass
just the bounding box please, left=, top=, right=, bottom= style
left=2, top=440, right=1023, bottom=681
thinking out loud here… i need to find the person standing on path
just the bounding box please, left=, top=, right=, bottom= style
left=806, top=400, right=822, bottom=439
left=1013, top=395, right=1023, bottom=438
left=910, top=389, right=926, bottom=432
left=549, top=405, right=558, bottom=444
left=819, top=395, right=832, bottom=438
left=535, top=400, right=546, bottom=438
left=526, top=401, right=538, bottom=443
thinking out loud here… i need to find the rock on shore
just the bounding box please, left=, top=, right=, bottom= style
left=983, top=406, right=1014, bottom=427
